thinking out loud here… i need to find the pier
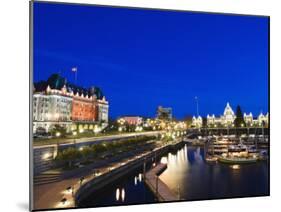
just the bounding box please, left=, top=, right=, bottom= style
left=144, top=163, right=177, bottom=202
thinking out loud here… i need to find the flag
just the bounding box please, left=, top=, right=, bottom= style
left=72, top=67, right=77, bottom=72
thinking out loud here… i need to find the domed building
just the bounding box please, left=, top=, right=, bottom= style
left=220, top=102, right=236, bottom=126
left=192, top=116, right=203, bottom=128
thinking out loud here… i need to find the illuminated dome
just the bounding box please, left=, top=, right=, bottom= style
left=223, top=102, right=235, bottom=116
left=221, top=102, right=236, bottom=126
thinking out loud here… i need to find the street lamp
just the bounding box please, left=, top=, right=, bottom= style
left=72, top=131, right=77, bottom=146
left=55, top=131, right=61, bottom=156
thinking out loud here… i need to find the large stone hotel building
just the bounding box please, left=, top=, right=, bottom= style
left=32, top=74, right=109, bottom=133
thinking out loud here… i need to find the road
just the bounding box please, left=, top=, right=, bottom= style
left=33, top=131, right=163, bottom=149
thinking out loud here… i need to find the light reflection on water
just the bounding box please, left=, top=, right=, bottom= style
left=159, top=145, right=269, bottom=200
left=115, top=188, right=125, bottom=202
left=115, top=188, right=120, bottom=201
left=80, top=145, right=268, bottom=207
left=121, top=188, right=125, bottom=202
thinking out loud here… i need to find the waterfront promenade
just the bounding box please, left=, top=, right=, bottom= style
left=34, top=149, right=149, bottom=209
left=33, top=139, right=182, bottom=210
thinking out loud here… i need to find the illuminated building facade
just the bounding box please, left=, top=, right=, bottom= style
left=220, top=102, right=236, bottom=126
left=97, top=97, right=109, bottom=123
left=157, top=106, right=172, bottom=120
left=119, top=116, right=143, bottom=125
left=192, top=116, right=203, bottom=128
left=72, top=93, right=97, bottom=122
left=191, top=102, right=269, bottom=128
left=33, top=83, right=109, bottom=133
left=258, top=112, right=269, bottom=126
left=244, top=113, right=253, bottom=125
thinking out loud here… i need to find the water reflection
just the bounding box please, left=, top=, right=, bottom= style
left=231, top=164, right=240, bottom=170
left=115, top=188, right=120, bottom=201
left=115, top=188, right=125, bottom=202
left=80, top=145, right=268, bottom=207
left=121, top=188, right=125, bottom=202
left=139, top=173, right=142, bottom=182
left=194, top=147, right=203, bottom=163
left=160, top=145, right=269, bottom=200
left=160, top=157, right=168, bottom=164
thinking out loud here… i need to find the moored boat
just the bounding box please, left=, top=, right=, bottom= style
left=206, top=156, right=218, bottom=162
left=218, top=156, right=257, bottom=164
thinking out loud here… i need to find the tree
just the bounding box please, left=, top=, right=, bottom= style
left=234, top=105, right=246, bottom=127
left=183, top=116, right=193, bottom=128
left=56, top=148, right=81, bottom=167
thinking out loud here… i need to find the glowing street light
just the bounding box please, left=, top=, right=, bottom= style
left=93, top=125, right=101, bottom=134
left=56, top=132, right=61, bottom=137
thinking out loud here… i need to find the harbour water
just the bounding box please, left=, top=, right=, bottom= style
left=79, top=145, right=269, bottom=207
left=160, top=145, right=269, bottom=200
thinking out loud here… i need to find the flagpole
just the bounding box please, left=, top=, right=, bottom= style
left=75, top=70, right=77, bottom=85
left=72, top=67, right=78, bottom=85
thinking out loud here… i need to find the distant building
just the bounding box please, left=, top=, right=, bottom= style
left=220, top=102, right=236, bottom=126
left=205, top=102, right=236, bottom=127
left=119, top=116, right=143, bottom=125
left=193, top=102, right=269, bottom=128
left=157, top=106, right=172, bottom=120
left=206, top=114, right=221, bottom=126
left=192, top=116, right=202, bottom=128
left=244, top=112, right=253, bottom=125
left=258, top=112, right=269, bottom=126
left=97, top=97, right=109, bottom=124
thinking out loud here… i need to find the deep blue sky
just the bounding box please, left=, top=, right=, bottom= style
left=33, top=2, right=269, bottom=119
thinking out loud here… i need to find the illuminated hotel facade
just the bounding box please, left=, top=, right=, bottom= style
left=192, top=102, right=269, bottom=128
left=33, top=84, right=109, bottom=133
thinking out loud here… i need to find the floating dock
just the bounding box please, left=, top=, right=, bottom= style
left=145, top=163, right=178, bottom=202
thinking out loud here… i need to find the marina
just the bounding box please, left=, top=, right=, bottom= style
left=78, top=138, right=269, bottom=207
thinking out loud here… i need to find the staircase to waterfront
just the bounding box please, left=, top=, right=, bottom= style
left=34, top=171, right=62, bottom=186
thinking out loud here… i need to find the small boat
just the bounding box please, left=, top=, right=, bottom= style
left=206, top=156, right=218, bottom=162
left=218, top=156, right=257, bottom=164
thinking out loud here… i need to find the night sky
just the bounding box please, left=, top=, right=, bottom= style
left=33, top=2, right=269, bottom=119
